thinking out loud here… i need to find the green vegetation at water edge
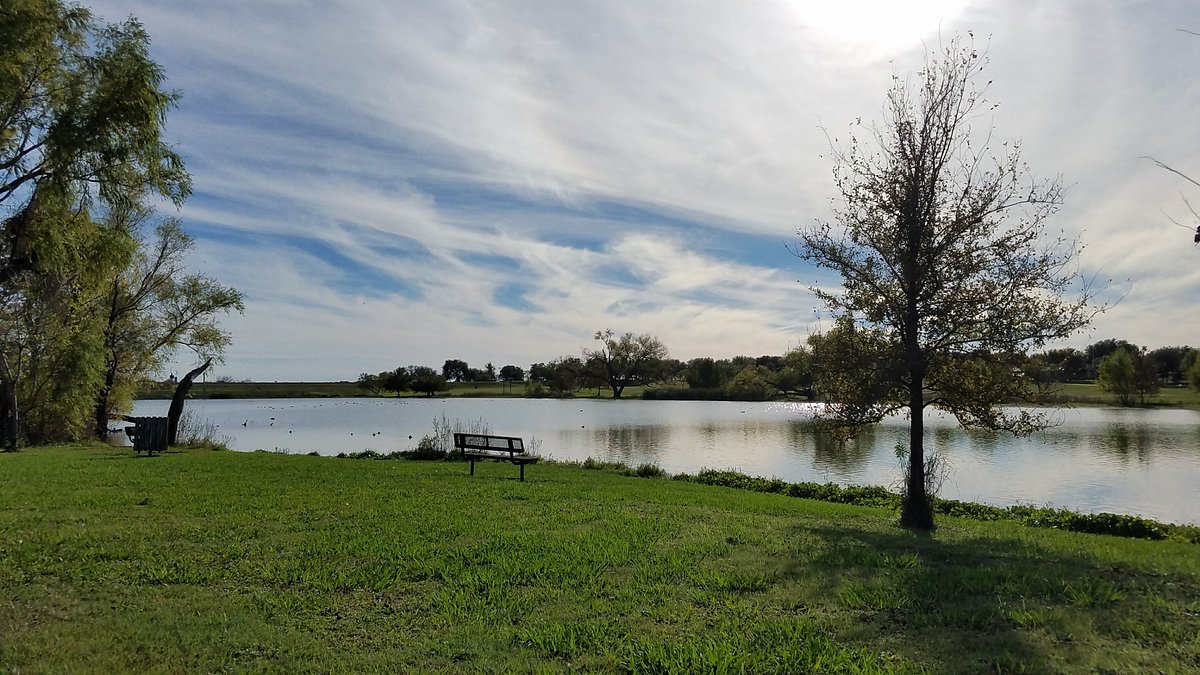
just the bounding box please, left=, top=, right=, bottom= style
left=136, top=380, right=637, bottom=400
left=2, top=447, right=1198, bottom=672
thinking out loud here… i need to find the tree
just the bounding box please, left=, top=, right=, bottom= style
left=1133, top=349, right=1160, bottom=404
left=1097, top=348, right=1138, bottom=406
left=441, top=359, right=469, bottom=382
left=409, top=366, right=448, bottom=396
left=527, top=362, right=553, bottom=383
left=1188, top=357, right=1200, bottom=392
left=582, top=329, right=669, bottom=399
left=1146, top=346, right=1196, bottom=385
left=1, top=0, right=191, bottom=446
left=166, top=358, right=209, bottom=445
left=770, top=347, right=814, bottom=398
left=725, top=365, right=774, bottom=401
left=93, top=216, right=243, bottom=440
left=1084, top=339, right=1137, bottom=379
left=1043, top=347, right=1087, bottom=382
left=381, top=367, right=412, bottom=396
left=498, top=365, right=525, bottom=382
left=685, top=357, right=723, bottom=389
left=796, top=39, right=1096, bottom=530
left=483, top=362, right=497, bottom=382
left=356, top=372, right=382, bottom=396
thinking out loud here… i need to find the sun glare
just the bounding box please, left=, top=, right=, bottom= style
left=789, top=0, right=972, bottom=60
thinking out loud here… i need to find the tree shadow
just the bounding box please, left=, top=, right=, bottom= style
left=773, top=522, right=1189, bottom=672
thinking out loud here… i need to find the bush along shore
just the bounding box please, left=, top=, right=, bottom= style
left=336, top=448, right=1200, bottom=544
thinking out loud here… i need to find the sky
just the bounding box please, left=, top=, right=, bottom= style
left=86, top=0, right=1200, bottom=381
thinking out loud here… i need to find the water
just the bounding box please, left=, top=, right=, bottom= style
left=131, top=397, right=1200, bottom=524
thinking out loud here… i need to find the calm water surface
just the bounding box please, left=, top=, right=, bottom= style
left=132, top=397, right=1200, bottom=524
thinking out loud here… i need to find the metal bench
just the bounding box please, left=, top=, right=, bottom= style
left=453, top=432, right=538, bottom=481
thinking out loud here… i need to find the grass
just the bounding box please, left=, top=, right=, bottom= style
left=2, top=447, right=1198, bottom=672
left=1051, top=382, right=1200, bottom=407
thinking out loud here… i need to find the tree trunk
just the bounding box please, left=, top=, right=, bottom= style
left=167, top=359, right=211, bottom=445
left=93, top=362, right=118, bottom=441
left=900, top=372, right=934, bottom=530
left=0, top=379, right=18, bottom=452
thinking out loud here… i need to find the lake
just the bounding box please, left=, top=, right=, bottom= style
left=131, top=397, right=1200, bottom=524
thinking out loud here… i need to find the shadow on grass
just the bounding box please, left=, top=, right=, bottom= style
left=776, top=522, right=1195, bottom=672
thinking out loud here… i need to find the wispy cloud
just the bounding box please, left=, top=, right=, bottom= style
left=85, top=0, right=1200, bottom=378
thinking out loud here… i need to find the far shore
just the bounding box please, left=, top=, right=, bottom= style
left=136, top=379, right=1200, bottom=409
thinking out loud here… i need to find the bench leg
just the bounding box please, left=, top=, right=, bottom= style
left=520, top=463, right=525, bottom=482
left=469, top=459, right=475, bottom=476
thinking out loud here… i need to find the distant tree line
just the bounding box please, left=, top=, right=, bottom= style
left=355, top=332, right=1199, bottom=408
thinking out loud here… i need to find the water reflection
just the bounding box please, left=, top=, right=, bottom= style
left=590, top=425, right=668, bottom=463
left=1096, top=422, right=1154, bottom=465
left=807, top=426, right=877, bottom=476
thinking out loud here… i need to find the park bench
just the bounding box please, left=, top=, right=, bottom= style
left=453, top=432, right=538, bottom=481
left=123, top=415, right=168, bottom=455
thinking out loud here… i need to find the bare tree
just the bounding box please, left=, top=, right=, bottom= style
left=797, top=38, right=1098, bottom=530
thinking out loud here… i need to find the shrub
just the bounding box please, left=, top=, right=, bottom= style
left=398, top=435, right=452, bottom=461
left=628, top=463, right=666, bottom=478
left=175, top=410, right=232, bottom=451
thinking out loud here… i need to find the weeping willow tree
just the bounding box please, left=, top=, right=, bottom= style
left=797, top=38, right=1099, bottom=530
left=1, top=0, right=191, bottom=446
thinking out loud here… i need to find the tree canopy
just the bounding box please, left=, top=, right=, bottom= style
left=1, top=0, right=237, bottom=446
left=582, top=329, right=669, bottom=399
left=797, top=38, right=1096, bottom=530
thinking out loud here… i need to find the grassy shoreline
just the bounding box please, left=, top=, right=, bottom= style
left=2, top=446, right=1198, bottom=672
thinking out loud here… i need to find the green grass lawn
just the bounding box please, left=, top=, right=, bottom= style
left=2, top=447, right=1198, bottom=672
left=1053, top=382, right=1200, bottom=407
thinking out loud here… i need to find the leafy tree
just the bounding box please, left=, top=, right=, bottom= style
left=409, top=366, right=448, bottom=396
left=498, top=364, right=524, bottom=382
left=770, top=347, right=814, bottom=397
left=93, top=216, right=243, bottom=439
left=441, top=359, right=469, bottom=382
left=755, top=355, right=784, bottom=371
left=1188, top=357, right=1200, bottom=392
left=685, top=357, right=723, bottom=389
left=582, top=329, right=669, bottom=399
left=1097, top=348, right=1138, bottom=406
left=1133, top=350, right=1160, bottom=404
left=725, top=365, right=774, bottom=401
left=1042, top=347, right=1087, bottom=382
left=546, top=356, right=584, bottom=397
left=1083, top=339, right=1138, bottom=379
left=483, top=362, right=497, bottom=382
left=796, top=39, right=1095, bottom=530
left=356, top=372, right=382, bottom=396
left=1021, top=355, right=1061, bottom=398
left=1, top=1, right=192, bottom=446
left=1147, top=346, right=1196, bottom=385
left=381, top=367, right=412, bottom=396
left=527, top=362, right=554, bottom=383
left=1097, top=346, right=1160, bottom=406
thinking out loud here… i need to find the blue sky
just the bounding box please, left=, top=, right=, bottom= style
left=87, top=0, right=1200, bottom=380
